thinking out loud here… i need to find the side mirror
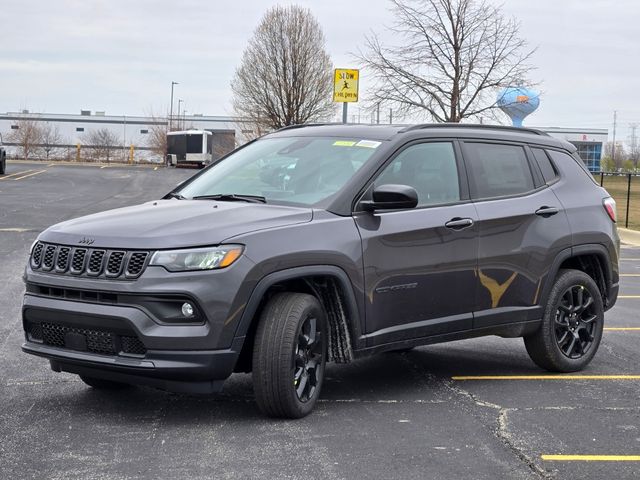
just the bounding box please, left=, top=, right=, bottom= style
left=361, top=184, right=418, bottom=211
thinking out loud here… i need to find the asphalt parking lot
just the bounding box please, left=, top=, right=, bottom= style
left=1, top=161, right=639, bottom=479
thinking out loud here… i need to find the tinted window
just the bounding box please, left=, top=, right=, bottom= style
left=186, top=134, right=203, bottom=154
left=466, top=143, right=534, bottom=199
left=548, top=149, right=599, bottom=185
left=531, top=148, right=558, bottom=183
left=375, top=142, right=460, bottom=207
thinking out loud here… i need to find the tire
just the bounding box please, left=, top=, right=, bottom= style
left=0, top=155, right=5, bottom=175
left=252, top=292, right=327, bottom=419
left=524, top=269, right=604, bottom=372
left=79, top=375, right=132, bottom=390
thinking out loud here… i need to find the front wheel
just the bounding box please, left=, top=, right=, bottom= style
left=524, top=269, right=604, bottom=372
left=252, top=292, right=327, bottom=418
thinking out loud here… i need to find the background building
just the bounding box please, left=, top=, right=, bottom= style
left=539, top=127, right=607, bottom=172
left=0, top=111, right=608, bottom=171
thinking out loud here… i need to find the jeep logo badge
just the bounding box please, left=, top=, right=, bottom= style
left=78, top=237, right=95, bottom=245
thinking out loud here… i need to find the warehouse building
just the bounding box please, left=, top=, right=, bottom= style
left=0, top=111, right=608, bottom=171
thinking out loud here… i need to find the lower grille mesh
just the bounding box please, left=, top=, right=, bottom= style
left=33, top=322, right=146, bottom=356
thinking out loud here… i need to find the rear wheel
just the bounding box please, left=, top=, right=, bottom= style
left=79, top=375, right=132, bottom=390
left=524, top=269, right=604, bottom=372
left=0, top=155, right=5, bottom=175
left=252, top=292, right=327, bottom=418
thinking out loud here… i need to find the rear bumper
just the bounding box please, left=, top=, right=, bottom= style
left=22, top=339, right=242, bottom=393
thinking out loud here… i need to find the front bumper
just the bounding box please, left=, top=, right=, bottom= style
left=21, top=291, right=245, bottom=393
left=22, top=340, right=242, bottom=393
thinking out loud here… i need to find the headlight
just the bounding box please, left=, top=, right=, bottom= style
left=150, top=245, right=244, bottom=272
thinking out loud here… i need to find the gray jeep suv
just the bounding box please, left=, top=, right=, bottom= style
left=22, top=124, right=619, bottom=418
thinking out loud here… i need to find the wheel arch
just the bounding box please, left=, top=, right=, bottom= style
left=233, top=266, right=362, bottom=373
left=542, top=244, right=615, bottom=310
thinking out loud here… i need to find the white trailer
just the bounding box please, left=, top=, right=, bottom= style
left=166, top=130, right=213, bottom=168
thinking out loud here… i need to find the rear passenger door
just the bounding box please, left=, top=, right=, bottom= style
left=461, top=141, right=572, bottom=328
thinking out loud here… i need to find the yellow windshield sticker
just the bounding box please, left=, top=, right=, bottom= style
left=333, top=141, right=357, bottom=147
left=356, top=140, right=381, bottom=148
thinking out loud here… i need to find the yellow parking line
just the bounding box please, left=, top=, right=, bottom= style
left=621, top=258, right=640, bottom=261
left=12, top=169, right=46, bottom=181
left=620, top=274, right=640, bottom=277
left=605, top=327, right=640, bottom=331
left=619, top=295, right=640, bottom=299
left=542, top=455, right=640, bottom=461
left=0, top=169, right=34, bottom=180
left=451, top=375, right=640, bottom=381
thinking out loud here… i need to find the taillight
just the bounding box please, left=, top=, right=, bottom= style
left=603, top=197, right=617, bottom=223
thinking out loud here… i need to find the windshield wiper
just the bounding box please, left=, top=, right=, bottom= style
left=192, top=194, right=267, bottom=204
left=166, top=192, right=186, bottom=200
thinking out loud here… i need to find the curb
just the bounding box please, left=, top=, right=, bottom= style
left=618, top=228, right=640, bottom=247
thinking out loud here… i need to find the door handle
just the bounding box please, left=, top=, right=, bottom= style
left=445, top=217, right=474, bottom=230
left=535, top=206, right=559, bottom=217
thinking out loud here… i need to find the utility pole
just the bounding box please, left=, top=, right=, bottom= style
left=630, top=123, right=638, bottom=167
left=177, top=100, right=183, bottom=130
left=376, top=102, right=380, bottom=124
left=612, top=110, right=617, bottom=165
left=169, top=81, right=179, bottom=131
left=389, top=108, right=393, bottom=124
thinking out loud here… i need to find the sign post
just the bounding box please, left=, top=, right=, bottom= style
left=333, top=69, right=359, bottom=124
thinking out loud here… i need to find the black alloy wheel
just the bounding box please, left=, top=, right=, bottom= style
left=554, top=285, right=598, bottom=359
left=524, top=269, right=604, bottom=372
left=293, top=314, right=324, bottom=402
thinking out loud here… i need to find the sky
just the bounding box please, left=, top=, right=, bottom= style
left=1, top=0, right=639, bottom=143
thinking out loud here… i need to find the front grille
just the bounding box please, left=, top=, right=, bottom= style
left=42, top=245, right=56, bottom=271
left=87, top=250, right=106, bottom=276
left=71, top=249, right=87, bottom=273
left=30, top=322, right=146, bottom=356
left=126, top=252, right=148, bottom=277
left=56, top=247, right=70, bottom=272
left=32, top=243, right=44, bottom=268
left=30, top=243, right=151, bottom=280
left=106, top=251, right=125, bottom=276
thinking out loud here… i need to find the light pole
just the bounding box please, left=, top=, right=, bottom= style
left=177, top=99, right=183, bottom=131
left=169, top=81, right=179, bottom=131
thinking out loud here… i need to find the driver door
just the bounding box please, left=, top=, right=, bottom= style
left=354, top=141, right=479, bottom=346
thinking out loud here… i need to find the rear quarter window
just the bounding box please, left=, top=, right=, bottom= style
left=547, top=150, right=599, bottom=185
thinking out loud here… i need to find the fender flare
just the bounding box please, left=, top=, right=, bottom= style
left=232, top=265, right=363, bottom=342
left=540, top=244, right=614, bottom=307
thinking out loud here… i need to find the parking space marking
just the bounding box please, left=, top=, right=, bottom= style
left=12, top=169, right=47, bottom=181
left=541, top=455, right=640, bottom=462
left=618, top=295, right=640, bottom=299
left=452, top=375, right=640, bottom=381
left=605, top=327, right=640, bottom=331
left=0, top=169, right=35, bottom=180
left=620, top=274, right=640, bottom=277
left=0, top=228, right=31, bottom=232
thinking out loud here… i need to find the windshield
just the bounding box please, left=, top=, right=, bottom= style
left=177, top=136, right=381, bottom=206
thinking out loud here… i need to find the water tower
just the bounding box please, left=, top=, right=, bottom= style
left=497, top=87, right=540, bottom=127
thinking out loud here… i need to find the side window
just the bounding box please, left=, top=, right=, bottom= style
left=465, top=143, right=534, bottom=199
left=374, top=142, right=460, bottom=207
left=548, top=149, right=599, bottom=185
left=531, top=148, right=559, bottom=184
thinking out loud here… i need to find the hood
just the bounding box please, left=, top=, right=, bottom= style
left=39, top=200, right=313, bottom=249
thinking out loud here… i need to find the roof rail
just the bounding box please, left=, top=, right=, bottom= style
left=399, top=123, right=549, bottom=136
left=275, top=123, right=336, bottom=132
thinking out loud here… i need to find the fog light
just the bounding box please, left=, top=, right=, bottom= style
left=181, top=302, right=195, bottom=317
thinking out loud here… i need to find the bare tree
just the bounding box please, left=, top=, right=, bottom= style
left=604, top=141, right=627, bottom=169
left=6, top=118, right=42, bottom=160
left=232, top=5, right=335, bottom=135
left=358, top=0, right=536, bottom=122
left=39, top=122, right=66, bottom=160
left=145, top=114, right=169, bottom=161
left=83, top=128, right=121, bottom=163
